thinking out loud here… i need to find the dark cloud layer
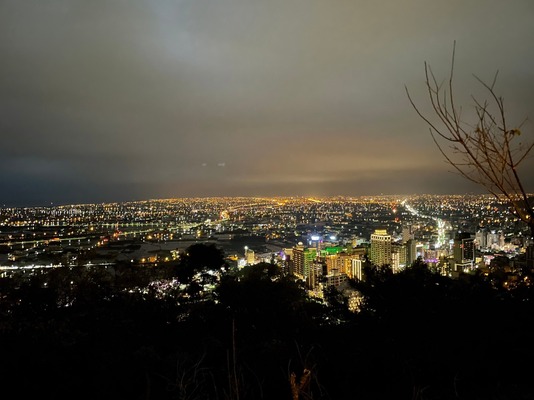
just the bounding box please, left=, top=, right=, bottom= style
left=1, top=0, right=534, bottom=206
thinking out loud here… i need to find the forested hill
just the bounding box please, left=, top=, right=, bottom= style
left=2, top=244, right=534, bottom=399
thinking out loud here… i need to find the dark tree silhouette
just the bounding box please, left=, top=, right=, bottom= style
left=4, top=250, right=534, bottom=399
left=173, top=242, right=226, bottom=282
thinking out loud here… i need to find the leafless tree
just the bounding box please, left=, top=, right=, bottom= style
left=406, top=43, right=534, bottom=237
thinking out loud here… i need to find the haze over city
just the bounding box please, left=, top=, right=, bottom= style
left=1, top=0, right=534, bottom=206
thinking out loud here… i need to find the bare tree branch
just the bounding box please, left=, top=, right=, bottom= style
left=406, top=44, right=534, bottom=236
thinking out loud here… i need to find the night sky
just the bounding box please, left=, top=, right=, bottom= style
left=1, top=1, right=534, bottom=206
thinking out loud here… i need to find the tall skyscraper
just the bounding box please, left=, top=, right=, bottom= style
left=453, top=232, right=475, bottom=264
left=391, top=242, right=407, bottom=272
left=245, top=247, right=255, bottom=265
left=351, top=258, right=363, bottom=281
left=292, top=243, right=316, bottom=280
left=406, top=239, right=417, bottom=265
left=487, top=230, right=504, bottom=250
left=475, top=229, right=487, bottom=249
left=370, top=229, right=392, bottom=267
left=402, top=225, right=414, bottom=243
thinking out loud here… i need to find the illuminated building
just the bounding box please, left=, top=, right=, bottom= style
left=487, top=230, right=505, bottom=250
left=392, top=242, right=407, bottom=271
left=308, top=234, right=323, bottom=251
left=475, top=229, right=487, bottom=249
left=406, top=239, right=417, bottom=265
left=452, top=232, right=475, bottom=273
left=282, top=248, right=293, bottom=275
left=350, top=258, right=363, bottom=281
left=391, top=248, right=400, bottom=272
left=402, top=225, right=414, bottom=243
left=370, top=229, right=392, bottom=267
left=292, top=243, right=317, bottom=280
left=453, top=232, right=474, bottom=264
left=244, top=247, right=255, bottom=265
left=325, top=251, right=364, bottom=279
left=308, top=261, right=323, bottom=290
left=325, top=253, right=348, bottom=275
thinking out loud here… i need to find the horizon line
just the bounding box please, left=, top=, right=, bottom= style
left=2, top=192, right=529, bottom=209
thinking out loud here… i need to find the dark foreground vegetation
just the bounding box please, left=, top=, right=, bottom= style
left=2, top=244, right=534, bottom=400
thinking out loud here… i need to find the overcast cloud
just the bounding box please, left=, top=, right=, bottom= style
left=1, top=0, right=533, bottom=205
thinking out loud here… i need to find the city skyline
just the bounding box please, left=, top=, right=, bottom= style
left=2, top=1, right=534, bottom=206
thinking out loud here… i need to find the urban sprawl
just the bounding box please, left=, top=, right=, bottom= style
left=2, top=195, right=533, bottom=302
